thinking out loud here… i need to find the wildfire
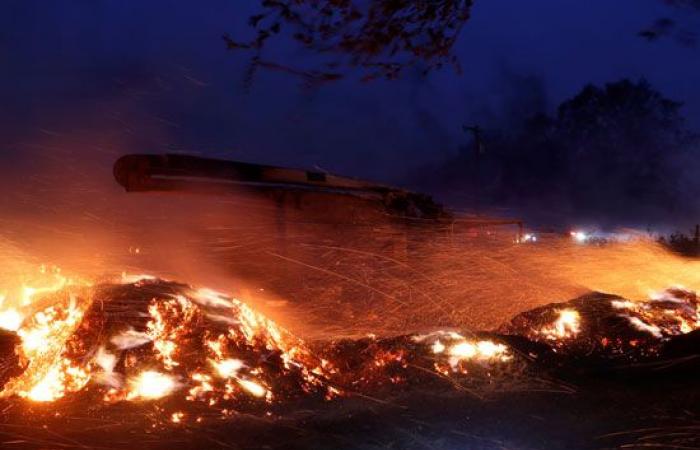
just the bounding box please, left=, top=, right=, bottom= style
left=2, top=262, right=699, bottom=423
left=0, top=270, right=333, bottom=412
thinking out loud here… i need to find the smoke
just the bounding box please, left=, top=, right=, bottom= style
left=487, top=68, right=550, bottom=131
left=412, top=75, right=700, bottom=230
left=4, top=2, right=700, bottom=350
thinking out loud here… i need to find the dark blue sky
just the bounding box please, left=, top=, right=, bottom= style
left=1, top=0, right=698, bottom=183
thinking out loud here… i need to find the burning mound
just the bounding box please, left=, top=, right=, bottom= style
left=0, top=277, right=333, bottom=410
left=0, top=276, right=522, bottom=420
left=499, top=287, right=700, bottom=368
left=1, top=273, right=700, bottom=424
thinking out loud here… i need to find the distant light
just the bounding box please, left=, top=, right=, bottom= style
left=519, top=233, right=537, bottom=244
left=571, top=231, right=588, bottom=243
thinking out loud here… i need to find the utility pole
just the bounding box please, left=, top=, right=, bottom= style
left=463, top=125, right=484, bottom=213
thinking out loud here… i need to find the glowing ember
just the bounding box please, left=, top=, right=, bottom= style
left=25, top=359, right=90, bottom=402
left=476, top=340, right=509, bottom=359
left=237, top=379, right=267, bottom=398
left=0, top=270, right=342, bottom=412
left=147, top=295, right=196, bottom=369
left=448, top=342, right=477, bottom=359
left=446, top=340, right=511, bottom=367
left=213, top=359, right=244, bottom=378
left=414, top=331, right=512, bottom=372
left=2, top=265, right=699, bottom=421
left=541, top=309, right=581, bottom=340
left=127, top=371, right=177, bottom=400
left=1, top=274, right=91, bottom=402
left=431, top=340, right=445, bottom=354
left=608, top=289, right=699, bottom=338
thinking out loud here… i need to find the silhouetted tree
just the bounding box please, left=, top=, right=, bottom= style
left=224, top=0, right=474, bottom=87
left=658, top=225, right=700, bottom=257
left=424, top=79, right=699, bottom=222
left=553, top=79, right=692, bottom=216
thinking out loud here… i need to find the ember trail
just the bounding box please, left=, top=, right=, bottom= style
left=3, top=154, right=700, bottom=450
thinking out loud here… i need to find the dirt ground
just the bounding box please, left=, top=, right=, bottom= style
left=1, top=368, right=698, bottom=450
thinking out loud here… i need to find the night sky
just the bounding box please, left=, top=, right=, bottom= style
left=1, top=1, right=699, bottom=223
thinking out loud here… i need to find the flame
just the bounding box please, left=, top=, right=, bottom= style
left=5, top=261, right=698, bottom=415
left=147, top=295, right=196, bottom=369
left=413, top=331, right=512, bottom=374
left=0, top=307, right=23, bottom=331
left=127, top=371, right=177, bottom=400
left=0, top=268, right=337, bottom=409
left=212, top=359, right=244, bottom=378
left=0, top=271, right=516, bottom=410
left=540, top=309, right=581, bottom=340
left=237, top=379, right=267, bottom=398
left=609, top=289, right=699, bottom=338
left=431, top=340, right=445, bottom=354
left=24, top=359, right=90, bottom=402
left=445, top=340, right=511, bottom=368
left=0, top=268, right=91, bottom=401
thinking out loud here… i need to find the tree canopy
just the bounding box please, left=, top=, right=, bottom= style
left=424, top=79, right=699, bottom=223
left=225, top=0, right=474, bottom=86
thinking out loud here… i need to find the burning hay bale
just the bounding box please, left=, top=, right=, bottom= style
left=314, top=331, right=524, bottom=395
left=498, top=288, right=700, bottom=370
left=1, top=273, right=700, bottom=428
left=9, top=277, right=333, bottom=409
left=0, top=277, right=527, bottom=413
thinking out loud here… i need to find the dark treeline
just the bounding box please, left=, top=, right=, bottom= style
left=658, top=225, right=700, bottom=256
left=416, top=79, right=700, bottom=227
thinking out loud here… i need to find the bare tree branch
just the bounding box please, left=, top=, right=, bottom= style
left=225, top=0, right=474, bottom=86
